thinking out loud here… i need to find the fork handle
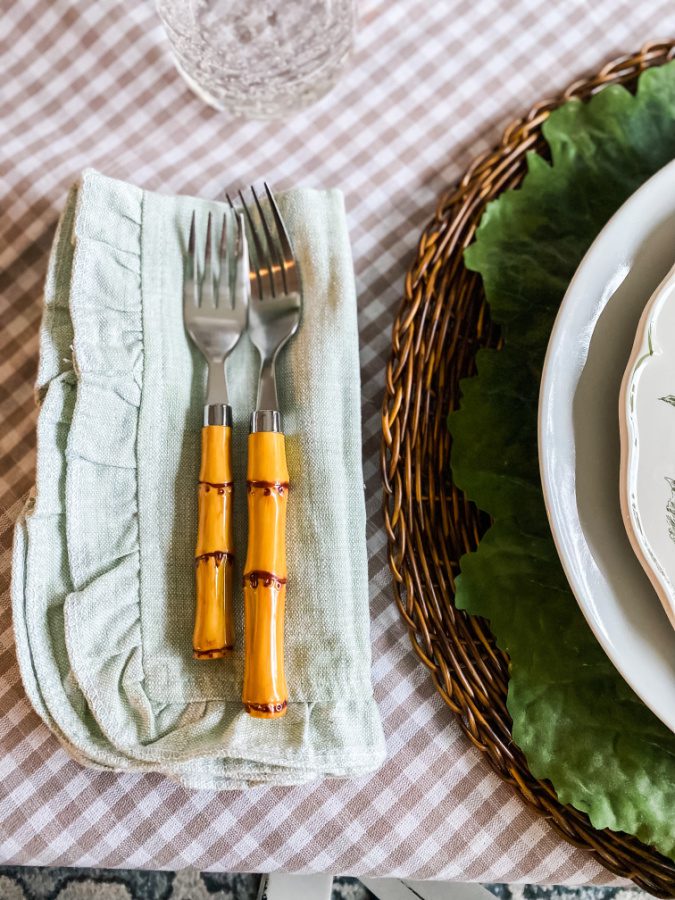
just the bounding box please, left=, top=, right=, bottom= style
left=193, top=420, right=235, bottom=658
left=242, top=428, right=289, bottom=718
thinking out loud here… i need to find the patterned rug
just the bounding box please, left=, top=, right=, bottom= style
left=0, top=870, right=651, bottom=900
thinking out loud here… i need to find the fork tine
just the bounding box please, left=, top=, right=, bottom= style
left=232, top=191, right=263, bottom=300
left=185, top=211, right=198, bottom=316
left=233, top=212, right=249, bottom=316
left=238, top=189, right=268, bottom=300
left=236, top=191, right=265, bottom=300
left=263, top=183, right=298, bottom=295
left=251, top=185, right=286, bottom=298
left=225, top=194, right=238, bottom=303
left=219, top=211, right=230, bottom=308
left=202, top=212, right=215, bottom=308
left=188, top=210, right=196, bottom=260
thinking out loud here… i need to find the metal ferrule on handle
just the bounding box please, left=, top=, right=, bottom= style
left=250, top=409, right=281, bottom=433
left=204, top=403, right=232, bottom=427
left=193, top=404, right=235, bottom=658
left=242, top=410, right=289, bottom=717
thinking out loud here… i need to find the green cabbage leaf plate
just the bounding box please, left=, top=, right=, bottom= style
left=449, top=62, right=675, bottom=859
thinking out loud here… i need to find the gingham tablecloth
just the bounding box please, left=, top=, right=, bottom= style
left=2, top=0, right=674, bottom=883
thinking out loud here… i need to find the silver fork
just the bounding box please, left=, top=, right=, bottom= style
left=229, top=184, right=302, bottom=719
left=234, top=185, right=302, bottom=425
left=183, top=209, right=248, bottom=660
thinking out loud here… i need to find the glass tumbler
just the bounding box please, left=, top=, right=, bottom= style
left=156, top=0, right=356, bottom=119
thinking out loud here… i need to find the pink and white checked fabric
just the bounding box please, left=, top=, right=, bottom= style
left=2, top=0, right=674, bottom=882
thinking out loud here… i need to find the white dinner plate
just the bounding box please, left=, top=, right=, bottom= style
left=539, top=159, right=675, bottom=734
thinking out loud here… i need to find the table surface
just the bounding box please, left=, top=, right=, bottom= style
left=2, top=0, right=674, bottom=883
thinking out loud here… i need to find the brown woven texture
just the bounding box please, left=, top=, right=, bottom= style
left=381, top=41, right=675, bottom=897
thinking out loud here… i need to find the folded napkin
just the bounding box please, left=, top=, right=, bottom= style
left=12, top=170, right=386, bottom=789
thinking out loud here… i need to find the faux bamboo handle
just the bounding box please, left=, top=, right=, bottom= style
left=242, top=430, right=289, bottom=718
left=193, top=424, right=235, bottom=658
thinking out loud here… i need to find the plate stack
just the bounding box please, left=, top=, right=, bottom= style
left=540, top=159, right=675, bottom=732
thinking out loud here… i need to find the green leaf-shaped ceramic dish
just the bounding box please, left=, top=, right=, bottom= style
left=449, top=62, right=675, bottom=862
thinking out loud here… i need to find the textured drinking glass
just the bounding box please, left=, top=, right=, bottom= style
left=156, top=0, right=355, bottom=118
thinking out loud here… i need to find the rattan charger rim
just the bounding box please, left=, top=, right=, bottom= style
left=381, top=40, right=675, bottom=897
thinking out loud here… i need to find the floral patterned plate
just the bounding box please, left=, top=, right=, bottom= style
left=620, top=261, right=675, bottom=631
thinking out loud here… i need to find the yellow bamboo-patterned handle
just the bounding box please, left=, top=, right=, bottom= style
left=242, top=430, right=289, bottom=718
left=193, top=424, right=235, bottom=658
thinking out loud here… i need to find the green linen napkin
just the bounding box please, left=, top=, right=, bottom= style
left=11, top=170, right=386, bottom=789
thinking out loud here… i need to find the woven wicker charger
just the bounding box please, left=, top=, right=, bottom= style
left=381, top=41, right=675, bottom=897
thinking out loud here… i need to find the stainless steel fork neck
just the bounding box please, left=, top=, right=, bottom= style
left=249, top=356, right=282, bottom=432
left=256, top=356, right=278, bottom=412
left=205, top=358, right=229, bottom=407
